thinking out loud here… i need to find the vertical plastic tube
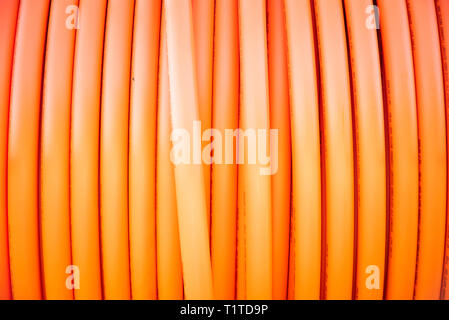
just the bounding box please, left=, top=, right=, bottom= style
left=156, top=12, right=184, bottom=300
left=436, top=0, right=449, bottom=301
left=284, top=0, right=321, bottom=300
left=164, top=0, right=213, bottom=299
left=100, top=0, right=134, bottom=300
left=0, top=0, right=19, bottom=300
left=314, top=0, right=354, bottom=300
left=344, top=0, right=386, bottom=300
left=129, top=0, right=161, bottom=300
left=377, top=0, right=419, bottom=300
left=192, top=0, right=215, bottom=226
left=267, top=0, right=291, bottom=300
left=7, top=0, right=50, bottom=300
left=236, top=169, right=246, bottom=300
left=70, top=0, right=106, bottom=300
left=238, top=0, right=272, bottom=300
left=211, top=0, right=239, bottom=300
left=40, top=0, right=78, bottom=300
left=407, top=0, right=447, bottom=300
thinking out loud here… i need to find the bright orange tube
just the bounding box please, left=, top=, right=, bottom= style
left=211, top=0, right=239, bottom=300
left=129, top=0, right=160, bottom=300
left=238, top=0, right=272, bottom=300
left=407, top=0, right=447, bottom=300
left=156, top=13, right=184, bottom=300
left=287, top=216, right=295, bottom=300
left=267, top=0, right=291, bottom=300
left=164, top=0, right=213, bottom=299
left=436, top=0, right=449, bottom=301
left=40, top=0, right=78, bottom=300
left=236, top=167, right=246, bottom=300
left=70, top=0, right=106, bottom=300
left=0, top=0, right=19, bottom=300
left=344, top=0, right=386, bottom=300
left=314, top=0, right=354, bottom=300
left=284, top=0, right=321, bottom=300
left=377, top=0, right=419, bottom=300
left=7, top=0, right=50, bottom=300
left=192, top=0, right=215, bottom=225
left=100, top=0, right=134, bottom=300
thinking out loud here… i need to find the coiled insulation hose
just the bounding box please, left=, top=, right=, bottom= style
left=0, top=0, right=448, bottom=300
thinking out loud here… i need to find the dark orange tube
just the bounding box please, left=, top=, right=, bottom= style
left=436, top=0, right=449, bottom=301
left=284, top=0, right=321, bottom=300
left=238, top=0, right=272, bottom=300
left=407, top=0, right=447, bottom=300
left=344, top=0, right=386, bottom=300
left=267, top=0, right=291, bottom=300
left=314, top=0, right=355, bottom=300
left=211, top=0, right=239, bottom=300
left=40, top=0, right=78, bottom=300
left=377, top=0, right=419, bottom=300
left=192, top=0, right=215, bottom=225
left=0, top=0, right=19, bottom=300
left=156, top=12, right=184, bottom=300
left=100, top=0, right=134, bottom=300
left=165, top=0, right=213, bottom=299
left=7, top=0, right=50, bottom=300
left=70, top=0, right=106, bottom=300
left=129, top=0, right=161, bottom=300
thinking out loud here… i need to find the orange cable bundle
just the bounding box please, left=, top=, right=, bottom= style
left=165, top=0, right=213, bottom=300
left=1, top=0, right=449, bottom=301
left=437, top=0, right=449, bottom=301
left=8, top=0, right=50, bottom=300
left=128, top=0, right=160, bottom=300
left=238, top=0, right=272, bottom=300
left=344, top=0, right=386, bottom=300
left=211, top=0, right=239, bottom=300
left=284, top=0, right=321, bottom=300
left=156, top=11, right=183, bottom=300
left=40, top=0, right=78, bottom=300
left=100, top=0, right=134, bottom=299
left=267, top=0, right=291, bottom=301
left=407, top=0, right=447, bottom=300
left=70, top=0, right=106, bottom=300
left=377, top=0, right=419, bottom=300
left=0, top=0, right=19, bottom=301
left=314, top=0, right=355, bottom=300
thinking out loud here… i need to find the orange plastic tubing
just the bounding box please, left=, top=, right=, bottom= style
left=70, top=0, right=106, bottom=300
left=344, top=0, right=387, bottom=300
left=211, top=0, right=239, bottom=300
left=0, top=0, right=19, bottom=300
left=7, top=0, right=50, bottom=300
left=238, top=0, right=272, bottom=300
left=287, top=215, right=295, bottom=300
left=156, top=12, right=184, bottom=300
left=40, top=0, right=78, bottom=300
left=192, top=0, right=215, bottom=225
left=377, top=0, right=419, bottom=300
left=284, top=0, right=321, bottom=300
left=267, top=0, right=291, bottom=300
left=164, top=0, right=213, bottom=299
left=100, top=0, right=134, bottom=300
left=129, top=0, right=161, bottom=300
left=406, top=0, right=447, bottom=300
left=314, top=0, right=354, bottom=300
left=436, top=0, right=449, bottom=301
left=236, top=165, right=246, bottom=300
